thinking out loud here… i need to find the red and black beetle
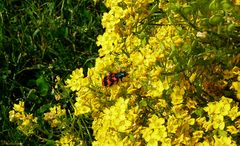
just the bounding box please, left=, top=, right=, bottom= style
left=102, top=71, right=128, bottom=86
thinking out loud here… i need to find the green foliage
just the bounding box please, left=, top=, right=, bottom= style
left=36, top=75, right=49, bottom=96
left=0, top=0, right=106, bottom=144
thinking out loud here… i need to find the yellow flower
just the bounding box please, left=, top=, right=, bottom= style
left=212, top=115, right=225, bottom=130
left=13, top=101, right=24, bottom=113
left=189, top=72, right=197, bottom=83
left=186, top=98, right=197, bottom=109
left=231, top=81, right=240, bottom=91
left=167, top=115, right=179, bottom=133
left=218, top=97, right=231, bottom=116
left=149, top=115, right=165, bottom=129
left=104, top=0, right=123, bottom=8
left=146, top=80, right=164, bottom=98
left=223, top=71, right=232, bottom=79
left=228, top=105, right=240, bottom=121
left=195, top=141, right=211, bottom=146
left=213, top=135, right=237, bottom=146
left=161, top=138, right=172, bottom=146
left=174, top=38, right=183, bottom=47
left=192, top=131, right=204, bottom=143
left=172, top=104, right=188, bottom=118
left=65, top=68, right=85, bottom=91
left=92, top=98, right=138, bottom=144
left=227, top=126, right=239, bottom=134
left=9, top=110, right=16, bottom=122
left=129, top=52, right=144, bottom=66
left=74, top=99, right=91, bottom=116
left=10, top=108, right=39, bottom=136
left=44, top=105, right=66, bottom=128
left=55, top=133, right=80, bottom=146
left=202, top=120, right=213, bottom=132
left=163, top=78, right=170, bottom=90
left=22, top=119, right=30, bottom=126
left=204, top=102, right=217, bottom=115
left=173, top=133, right=190, bottom=145
left=65, top=0, right=240, bottom=145
left=141, top=128, right=153, bottom=143
left=231, top=81, right=240, bottom=100
left=156, top=99, right=168, bottom=108
left=147, top=139, right=158, bottom=146
left=232, top=66, right=240, bottom=75
left=141, top=115, right=167, bottom=144
left=233, top=0, right=240, bottom=5
left=171, top=86, right=185, bottom=105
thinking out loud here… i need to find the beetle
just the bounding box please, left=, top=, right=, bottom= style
left=102, top=71, right=128, bottom=86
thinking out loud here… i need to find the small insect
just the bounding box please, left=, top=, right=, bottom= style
left=102, top=71, right=128, bottom=86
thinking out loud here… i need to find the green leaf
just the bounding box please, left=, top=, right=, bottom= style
left=37, top=104, right=51, bottom=115
left=194, top=107, right=204, bottom=117
left=36, top=75, right=49, bottom=96
left=209, top=0, right=220, bottom=10
left=209, top=14, right=224, bottom=25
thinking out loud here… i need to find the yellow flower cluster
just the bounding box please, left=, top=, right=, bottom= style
left=9, top=101, right=38, bottom=136
left=229, top=67, right=240, bottom=100
left=92, top=97, right=139, bottom=145
left=141, top=115, right=168, bottom=146
left=194, top=96, right=240, bottom=145
left=55, top=133, right=80, bottom=146
left=203, top=96, right=237, bottom=130
left=192, top=66, right=240, bottom=145
left=44, top=105, right=66, bottom=128
left=65, top=0, right=240, bottom=145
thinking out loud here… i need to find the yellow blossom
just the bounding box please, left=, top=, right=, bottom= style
left=22, top=119, right=30, bottom=126
left=190, top=72, right=197, bottom=83
left=55, top=133, right=80, bottom=146
left=232, top=66, right=240, bottom=75
left=13, top=101, right=24, bottom=113
left=228, top=105, right=240, bottom=121
left=196, top=117, right=206, bottom=125
left=146, top=80, right=164, bottom=98
left=172, top=104, right=188, bottom=118
left=202, top=120, right=213, bottom=132
left=9, top=110, right=16, bottom=122
left=204, top=102, right=217, bottom=115
left=9, top=101, right=38, bottom=136
left=213, top=135, right=237, bottom=146
left=92, top=98, right=138, bottom=145
left=141, top=115, right=167, bottom=144
left=212, top=115, right=225, bottom=130
left=227, top=126, right=239, bottom=134
left=167, top=115, right=179, bottom=133
left=44, top=105, right=66, bottom=128
left=192, top=130, right=204, bottom=143
left=204, top=96, right=231, bottom=116
left=196, top=141, right=211, bottom=146
left=156, top=99, right=168, bottom=108
left=129, top=52, right=144, bottom=66
left=174, top=38, right=183, bottom=47
left=171, top=86, right=185, bottom=105
left=231, top=81, right=240, bottom=100
left=233, top=0, right=240, bottom=5
left=65, top=68, right=85, bottom=91
left=223, top=70, right=235, bottom=79
left=186, top=98, right=197, bottom=109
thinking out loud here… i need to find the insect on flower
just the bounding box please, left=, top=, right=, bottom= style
left=102, top=71, right=128, bottom=86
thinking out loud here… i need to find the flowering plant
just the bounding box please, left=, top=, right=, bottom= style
left=10, top=0, right=240, bottom=145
